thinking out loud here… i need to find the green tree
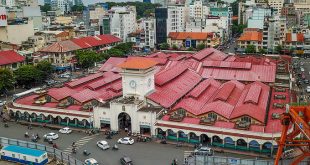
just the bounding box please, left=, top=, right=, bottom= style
left=275, top=45, right=283, bottom=53
left=106, top=2, right=161, bottom=18
left=258, top=48, right=267, bottom=54
left=71, top=5, right=84, bottom=12
left=76, top=50, right=103, bottom=69
left=40, top=4, right=51, bottom=12
left=159, top=43, right=169, bottom=50
left=106, top=48, right=125, bottom=57
left=114, top=42, right=133, bottom=54
left=187, top=47, right=194, bottom=51
left=0, top=68, right=15, bottom=94
left=36, top=61, right=54, bottom=80
left=245, top=45, right=256, bottom=53
left=172, top=44, right=178, bottom=50
left=197, top=43, right=206, bottom=50
left=14, top=65, right=41, bottom=87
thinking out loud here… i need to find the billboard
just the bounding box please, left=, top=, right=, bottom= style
left=0, top=7, right=7, bottom=27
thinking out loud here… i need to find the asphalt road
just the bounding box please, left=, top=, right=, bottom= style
left=292, top=57, right=310, bottom=103
left=0, top=122, right=257, bottom=165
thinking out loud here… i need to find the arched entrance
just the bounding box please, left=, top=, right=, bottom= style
left=200, top=134, right=211, bottom=144
left=118, top=112, right=131, bottom=131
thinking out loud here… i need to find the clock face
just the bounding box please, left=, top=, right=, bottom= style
left=148, top=78, right=152, bottom=87
left=129, top=80, right=137, bottom=89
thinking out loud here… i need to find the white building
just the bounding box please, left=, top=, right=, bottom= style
left=189, top=0, right=209, bottom=20
left=51, top=0, right=70, bottom=14
left=144, top=18, right=156, bottom=49
left=268, top=0, right=284, bottom=14
left=167, top=5, right=187, bottom=35
left=109, top=6, right=137, bottom=42
left=5, top=0, right=15, bottom=7
left=247, top=8, right=272, bottom=29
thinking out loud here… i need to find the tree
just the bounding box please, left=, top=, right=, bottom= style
left=275, top=45, right=283, bottom=53
left=245, top=45, right=256, bottom=53
left=40, top=4, right=51, bottom=12
left=106, top=48, right=125, bottom=57
left=0, top=68, right=15, bottom=94
left=159, top=43, right=169, bottom=50
left=36, top=61, right=54, bottom=80
left=187, top=47, right=194, bottom=51
left=197, top=43, right=206, bottom=50
left=106, top=2, right=161, bottom=18
left=114, top=42, right=133, bottom=54
left=14, top=65, right=41, bottom=87
left=76, top=50, right=103, bottom=69
left=172, top=44, right=178, bottom=50
left=258, top=48, right=266, bottom=54
left=71, top=5, right=84, bottom=12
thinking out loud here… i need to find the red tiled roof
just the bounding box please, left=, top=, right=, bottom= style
left=0, top=50, right=25, bottom=66
left=147, top=67, right=202, bottom=108
left=66, top=72, right=104, bottom=88
left=168, top=32, right=213, bottom=40
left=118, top=58, right=158, bottom=70
left=99, top=57, right=127, bottom=72
left=203, top=61, right=252, bottom=69
left=86, top=72, right=121, bottom=90
left=192, top=48, right=228, bottom=61
left=47, top=87, right=76, bottom=101
left=285, top=33, right=304, bottom=42
left=155, top=63, right=188, bottom=86
left=71, top=88, right=101, bottom=103
left=238, top=31, right=263, bottom=41
left=40, top=40, right=81, bottom=53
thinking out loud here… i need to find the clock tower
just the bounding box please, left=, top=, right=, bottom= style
left=118, top=58, right=157, bottom=100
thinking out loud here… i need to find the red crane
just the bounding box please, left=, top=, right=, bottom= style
left=274, top=105, right=310, bottom=165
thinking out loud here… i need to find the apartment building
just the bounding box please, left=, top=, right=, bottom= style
left=268, top=0, right=284, bottom=13
left=167, top=5, right=187, bottom=35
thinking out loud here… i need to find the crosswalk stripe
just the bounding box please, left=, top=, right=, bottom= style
left=63, top=134, right=98, bottom=154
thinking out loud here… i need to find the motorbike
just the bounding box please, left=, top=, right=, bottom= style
left=53, top=144, right=58, bottom=149
left=24, top=134, right=29, bottom=138
left=106, top=135, right=112, bottom=139
left=112, top=144, right=119, bottom=150
left=160, top=140, right=167, bottom=144
left=83, top=150, right=91, bottom=156
left=48, top=138, right=53, bottom=144
left=72, top=147, right=77, bottom=154
left=31, top=138, right=38, bottom=143
left=4, top=123, right=8, bottom=128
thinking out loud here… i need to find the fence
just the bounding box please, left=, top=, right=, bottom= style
left=0, top=137, right=84, bottom=165
left=184, top=151, right=310, bottom=165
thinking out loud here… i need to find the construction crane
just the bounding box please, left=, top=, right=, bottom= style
left=274, top=105, right=310, bottom=165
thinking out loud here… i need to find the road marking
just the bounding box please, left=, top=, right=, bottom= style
left=63, top=134, right=98, bottom=154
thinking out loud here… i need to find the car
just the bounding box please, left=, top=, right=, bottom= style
left=84, top=158, right=99, bottom=165
left=97, top=140, right=110, bottom=150
left=120, top=156, right=133, bottom=165
left=0, top=100, right=6, bottom=106
left=59, top=127, right=72, bottom=134
left=194, top=146, right=214, bottom=156
left=43, top=132, right=59, bottom=140
left=304, top=79, right=309, bottom=84
left=301, top=68, right=305, bottom=72
left=118, top=137, right=134, bottom=145
left=300, top=62, right=304, bottom=66
left=306, top=86, right=310, bottom=93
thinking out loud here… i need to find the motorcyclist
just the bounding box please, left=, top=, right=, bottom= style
left=25, top=132, right=29, bottom=137
left=53, top=143, right=57, bottom=148
left=83, top=149, right=88, bottom=155
left=113, top=144, right=118, bottom=149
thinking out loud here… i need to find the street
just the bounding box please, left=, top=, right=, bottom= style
left=292, top=57, right=310, bottom=103
left=0, top=122, right=256, bottom=165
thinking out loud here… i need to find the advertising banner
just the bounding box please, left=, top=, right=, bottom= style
left=0, top=7, right=7, bottom=27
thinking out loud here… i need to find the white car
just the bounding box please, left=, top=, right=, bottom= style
left=84, top=158, right=99, bottom=165
left=306, top=86, right=310, bottom=93
left=96, top=140, right=110, bottom=150
left=117, top=137, right=134, bottom=145
left=59, top=127, right=72, bottom=134
left=43, top=132, right=59, bottom=140
left=0, top=100, right=6, bottom=106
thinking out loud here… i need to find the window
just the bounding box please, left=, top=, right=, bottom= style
left=23, top=156, right=27, bottom=160
left=35, top=158, right=38, bottom=163
left=241, top=116, right=251, bottom=123
left=208, top=113, right=217, bottom=120
left=177, top=109, right=186, bottom=116
left=12, top=154, right=15, bottom=158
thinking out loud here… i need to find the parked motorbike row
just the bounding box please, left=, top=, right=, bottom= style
left=85, top=129, right=100, bottom=135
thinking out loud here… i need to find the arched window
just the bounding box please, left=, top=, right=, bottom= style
left=241, top=116, right=251, bottom=123
left=208, top=113, right=217, bottom=120
left=177, top=109, right=186, bottom=116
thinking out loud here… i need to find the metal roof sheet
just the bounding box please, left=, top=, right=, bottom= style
left=3, top=145, right=46, bottom=157
left=0, top=50, right=25, bottom=66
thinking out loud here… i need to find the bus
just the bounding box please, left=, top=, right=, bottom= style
left=13, top=88, right=41, bottom=99
left=0, top=145, right=48, bottom=165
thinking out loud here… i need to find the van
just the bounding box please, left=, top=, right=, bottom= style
left=282, top=149, right=295, bottom=159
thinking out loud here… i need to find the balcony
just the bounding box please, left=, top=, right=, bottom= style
left=199, top=117, right=216, bottom=125
left=235, top=120, right=251, bottom=130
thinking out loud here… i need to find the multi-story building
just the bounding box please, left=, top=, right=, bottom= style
left=247, top=8, right=272, bottom=29
left=5, top=0, right=15, bottom=7
left=51, top=0, right=70, bottom=14
left=144, top=18, right=156, bottom=49
left=237, top=28, right=263, bottom=52
left=293, top=0, right=310, bottom=11
left=283, top=33, right=304, bottom=55
left=281, top=3, right=298, bottom=28
left=108, top=6, right=137, bottom=42
left=268, top=0, right=284, bottom=14
left=262, top=15, right=286, bottom=53
left=189, top=0, right=208, bottom=20
left=167, top=32, right=220, bottom=48
left=166, top=5, right=186, bottom=35
left=155, top=7, right=168, bottom=45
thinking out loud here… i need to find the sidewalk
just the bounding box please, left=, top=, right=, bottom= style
left=154, top=139, right=270, bottom=158
left=17, top=121, right=89, bottom=133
